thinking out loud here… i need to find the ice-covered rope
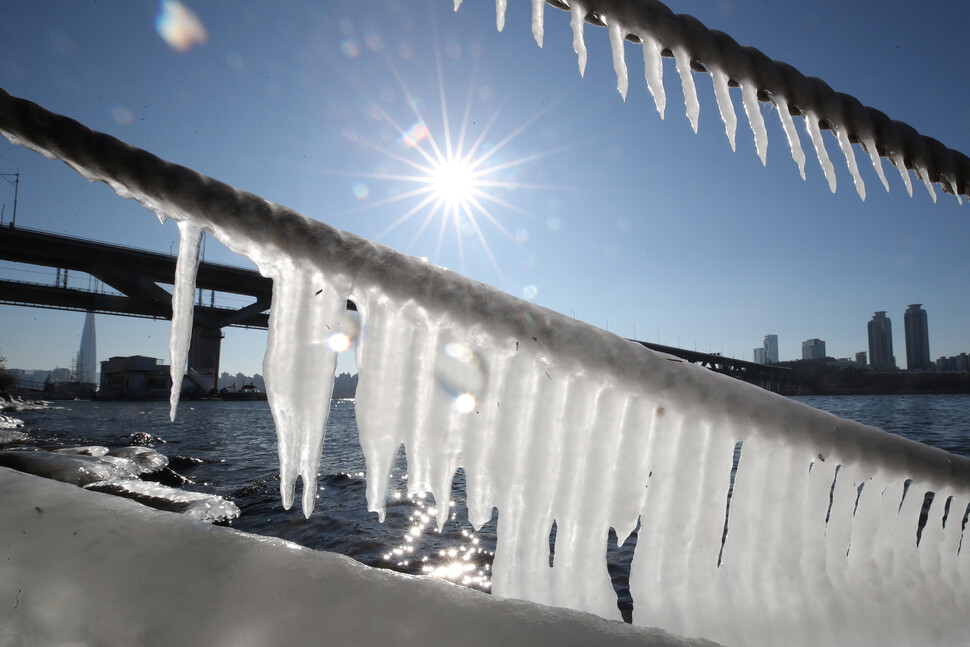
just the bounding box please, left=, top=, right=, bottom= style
left=4, top=86, right=970, bottom=645
left=459, top=0, right=970, bottom=203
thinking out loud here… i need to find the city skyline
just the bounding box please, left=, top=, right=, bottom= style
left=1, top=1, right=969, bottom=378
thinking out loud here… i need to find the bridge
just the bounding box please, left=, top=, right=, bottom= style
left=0, top=225, right=274, bottom=392
left=0, top=225, right=790, bottom=393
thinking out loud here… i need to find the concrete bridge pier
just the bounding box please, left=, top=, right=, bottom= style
left=187, top=325, right=224, bottom=394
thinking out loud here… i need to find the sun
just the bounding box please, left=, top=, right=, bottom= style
left=429, top=155, right=476, bottom=207
left=332, top=38, right=572, bottom=282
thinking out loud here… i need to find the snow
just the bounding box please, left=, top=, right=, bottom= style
left=0, top=467, right=719, bottom=647
left=3, top=3, right=970, bottom=641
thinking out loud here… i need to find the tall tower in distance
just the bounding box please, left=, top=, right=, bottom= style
left=904, top=304, right=931, bottom=370
left=763, top=334, right=779, bottom=363
left=75, top=312, right=97, bottom=384
left=867, top=311, right=895, bottom=370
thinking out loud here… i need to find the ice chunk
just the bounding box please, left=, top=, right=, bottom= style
left=804, top=111, right=837, bottom=192
left=84, top=478, right=239, bottom=522
left=863, top=135, right=890, bottom=192
left=259, top=259, right=346, bottom=517
left=834, top=124, right=866, bottom=200
left=608, top=19, right=628, bottom=101
left=710, top=67, right=737, bottom=151
left=168, top=220, right=203, bottom=421
left=0, top=449, right=138, bottom=486
left=773, top=96, right=806, bottom=179
left=917, top=163, right=938, bottom=202
left=107, top=446, right=169, bottom=474
left=531, top=0, right=544, bottom=47
left=741, top=82, right=767, bottom=165
left=891, top=151, right=915, bottom=197
left=673, top=48, right=699, bottom=133
left=641, top=31, right=666, bottom=118
left=568, top=1, right=587, bottom=77
left=494, top=0, right=506, bottom=32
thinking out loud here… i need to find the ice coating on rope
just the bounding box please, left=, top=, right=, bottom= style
left=568, top=1, right=587, bottom=76
left=641, top=31, right=666, bottom=118
left=710, top=68, right=737, bottom=151
left=835, top=125, right=866, bottom=200
left=804, top=110, right=837, bottom=192
left=774, top=96, right=806, bottom=179
left=6, top=69, right=970, bottom=647
left=608, top=19, right=628, bottom=101
left=741, top=82, right=768, bottom=165
left=494, top=0, right=507, bottom=32
left=673, top=48, right=699, bottom=133
left=531, top=0, right=544, bottom=47
left=168, top=220, right=202, bottom=421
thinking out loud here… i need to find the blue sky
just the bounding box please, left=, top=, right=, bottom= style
left=1, top=0, right=968, bottom=377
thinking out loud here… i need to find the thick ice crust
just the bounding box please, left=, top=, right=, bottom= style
left=0, top=467, right=718, bottom=647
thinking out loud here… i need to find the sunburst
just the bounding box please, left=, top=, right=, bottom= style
left=334, top=31, right=576, bottom=284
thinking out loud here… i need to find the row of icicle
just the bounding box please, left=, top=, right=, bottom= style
left=455, top=0, right=968, bottom=204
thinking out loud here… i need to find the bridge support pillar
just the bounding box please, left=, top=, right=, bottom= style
left=188, top=325, right=224, bottom=394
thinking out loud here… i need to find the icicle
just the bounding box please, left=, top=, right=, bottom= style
left=916, top=163, right=938, bottom=203
left=531, top=0, right=544, bottom=47
left=740, top=82, right=768, bottom=166
left=608, top=20, right=628, bottom=101
left=261, top=260, right=345, bottom=517
left=804, top=111, right=837, bottom=193
left=862, top=135, right=890, bottom=192
left=568, top=1, right=587, bottom=76
left=641, top=32, right=666, bottom=118
left=834, top=126, right=866, bottom=200
left=168, top=220, right=202, bottom=422
left=495, top=0, right=506, bottom=32
left=710, top=68, right=736, bottom=151
left=774, top=96, right=806, bottom=180
left=453, top=0, right=462, bottom=10
left=891, top=152, right=914, bottom=197
left=673, top=48, right=699, bottom=133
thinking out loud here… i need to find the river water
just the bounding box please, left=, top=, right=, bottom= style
left=5, top=393, right=970, bottom=621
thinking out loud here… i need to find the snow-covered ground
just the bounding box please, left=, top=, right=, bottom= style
left=0, top=466, right=717, bottom=647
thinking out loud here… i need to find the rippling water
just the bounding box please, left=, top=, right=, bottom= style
left=7, top=393, right=970, bottom=621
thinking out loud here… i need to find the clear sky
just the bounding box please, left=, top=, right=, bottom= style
left=1, top=0, right=968, bottom=377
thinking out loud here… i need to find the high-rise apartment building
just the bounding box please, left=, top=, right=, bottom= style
left=802, top=338, right=826, bottom=360
left=763, top=334, right=779, bottom=364
left=867, top=311, right=895, bottom=370
left=855, top=351, right=867, bottom=366
left=904, top=304, right=931, bottom=370
left=753, top=348, right=765, bottom=364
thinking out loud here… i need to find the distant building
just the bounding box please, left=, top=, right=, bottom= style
left=753, top=348, right=765, bottom=364
left=867, top=311, right=895, bottom=370
left=936, top=353, right=970, bottom=372
left=763, top=334, right=779, bottom=363
left=855, top=351, right=867, bottom=367
left=99, top=355, right=171, bottom=400
left=802, top=338, right=826, bottom=360
left=903, top=304, right=931, bottom=370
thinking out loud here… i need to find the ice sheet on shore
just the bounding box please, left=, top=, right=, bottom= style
left=0, top=467, right=717, bottom=647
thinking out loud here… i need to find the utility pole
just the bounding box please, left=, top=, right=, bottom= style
left=0, top=173, right=18, bottom=228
